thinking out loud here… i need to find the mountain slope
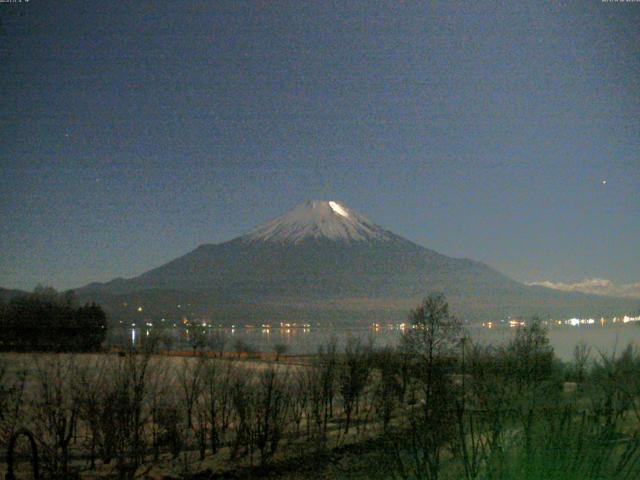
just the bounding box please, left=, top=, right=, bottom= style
left=78, top=201, right=639, bottom=323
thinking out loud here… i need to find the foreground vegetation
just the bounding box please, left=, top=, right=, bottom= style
left=1, top=294, right=639, bottom=479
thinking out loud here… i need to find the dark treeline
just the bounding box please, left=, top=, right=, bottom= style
left=0, top=286, right=107, bottom=352
left=1, top=294, right=639, bottom=479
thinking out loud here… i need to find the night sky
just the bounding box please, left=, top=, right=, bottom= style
left=1, top=1, right=638, bottom=291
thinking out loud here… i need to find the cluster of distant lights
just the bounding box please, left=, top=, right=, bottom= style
left=481, top=315, right=640, bottom=329
left=121, top=302, right=640, bottom=332
left=371, top=323, right=409, bottom=331
left=120, top=311, right=313, bottom=332
left=367, top=316, right=640, bottom=331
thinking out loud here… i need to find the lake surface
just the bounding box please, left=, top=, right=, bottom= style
left=114, top=322, right=640, bottom=362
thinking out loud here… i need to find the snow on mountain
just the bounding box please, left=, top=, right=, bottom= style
left=244, top=200, right=394, bottom=244
left=76, top=200, right=640, bottom=324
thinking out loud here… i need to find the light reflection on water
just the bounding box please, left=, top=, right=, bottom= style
left=116, top=323, right=640, bottom=362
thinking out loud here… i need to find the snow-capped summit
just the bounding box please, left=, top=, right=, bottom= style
left=244, top=200, right=393, bottom=244
left=78, top=199, right=639, bottom=324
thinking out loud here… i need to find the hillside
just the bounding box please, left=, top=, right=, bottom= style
left=77, top=201, right=639, bottom=324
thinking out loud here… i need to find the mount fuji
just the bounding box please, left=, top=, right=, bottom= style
left=78, top=201, right=638, bottom=324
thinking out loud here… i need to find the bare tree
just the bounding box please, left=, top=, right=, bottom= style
left=373, top=347, right=402, bottom=433
left=177, top=357, right=205, bottom=430
left=98, top=349, right=155, bottom=479
left=155, top=397, right=183, bottom=460
left=0, top=356, right=28, bottom=448
left=402, top=293, right=462, bottom=364
left=147, top=356, right=171, bottom=462
left=289, top=369, right=309, bottom=438
left=391, top=294, right=463, bottom=480
left=31, top=355, right=81, bottom=478
left=234, top=338, right=256, bottom=359
left=230, top=371, right=256, bottom=462
left=306, top=338, right=338, bottom=443
left=76, top=356, right=111, bottom=469
left=338, top=337, right=372, bottom=435
left=254, top=367, right=291, bottom=465
left=573, top=341, right=591, bottom=383
left=208, top=331, right=227, bottom=358
left=451, top=342, right=511, bottom=480
left=188, top=327, right=208, bottom=354
left=273, top=343, right=288, bottom=362
left=506, top=317, right=555, bottom=390
left=199, top=358, right=236, bottom=455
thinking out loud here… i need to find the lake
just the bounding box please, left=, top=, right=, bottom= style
left=114, top=322, right=640, bottom=362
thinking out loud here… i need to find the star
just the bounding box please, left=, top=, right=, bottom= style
left=602, top=180, right=607, bottom=185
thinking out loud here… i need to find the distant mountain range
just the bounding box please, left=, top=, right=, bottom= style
left=5, top=201, right=639, bottom=324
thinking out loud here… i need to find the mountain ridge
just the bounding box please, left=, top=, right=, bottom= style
left=76, top=200, right=639, bottom=324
